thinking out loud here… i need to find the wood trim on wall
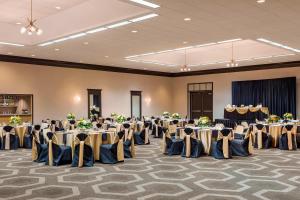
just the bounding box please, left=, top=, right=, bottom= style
left=1, top=54, right=300, bottom=77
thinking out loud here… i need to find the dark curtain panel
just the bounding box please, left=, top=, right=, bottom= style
left=232, top=77, right=296, bottom=117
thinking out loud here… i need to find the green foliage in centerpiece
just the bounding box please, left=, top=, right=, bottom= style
left=9, top=116, right=22, bottom=126
left=111, top=112, right=117, bottom=118
left=116, top=115, right=126, bottom=123
left=163, top=111, right=170, bottom=118
left=197, top=116, right=211, bottom=127
left=67, top=113, right=76, bottom=121
left=171, top=113, right=181, bottom=119
left=267, top=114, right=280, bottom=123
left=77, top=119, right=92, bottom=129
left=283, top=113, right=293, bottom=120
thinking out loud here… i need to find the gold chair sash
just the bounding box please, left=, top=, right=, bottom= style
left=127, top=129, right=136, bottom=158
left=244, top=131, right=254, bottom=154
left=254, top=125, right=267, bottom=149
left=32, top=135, right=39, bottom=161
left=144, top=127, right=149, bottom=144
left=15, top=126, right=27, bottom=147
left=217, top=131, right=233, bottom=158
left=282, top=126, right=296, bottom=150
left=155, top=125, right=159, bottom=137
left=74, top=134, right=92, bottom=167
left=4, top=129, right=15, bottom=150
left=183, top=131, right=196, bottom=158
left=161, top=130, right=171, bottom=154
left=48, top=134, right=59, bottom=166
left=168, top=124, right=177, bottom=134
left=113, top=135, right=124, bottom=162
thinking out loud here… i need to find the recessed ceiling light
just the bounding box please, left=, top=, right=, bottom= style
left=130, top=13, right=158, bottom=22
left=55, top=6, right=61, bottom=10
left=31, top=54, right=35, bottom=57
left=130, top=0, right=160, bottom=8
left=83, top=42, right=89, bottom=45
left=184, top=18, right=191, bottom=21
left=183, top=41, right=188, bottom=44
left=143, top=68, right=148, bottom=70
left=131, top=30, right=138, bottom=33
left=55, top=48, right=60, bottom=51
left=107, top=21, right=131, bottom=29
left=105, top=56, right=109, bottom=58
left=16, top=22, right=21, bottom=25
left=7, top=52, right=13, bottom=55
left=257, top=0, right=266, bottom=3
left=0, top=41, right=24, bottom=47
left=79, top=60, right=83, bottom=63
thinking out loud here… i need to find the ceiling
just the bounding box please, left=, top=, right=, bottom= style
left=0, top=0, right=300, bottom=73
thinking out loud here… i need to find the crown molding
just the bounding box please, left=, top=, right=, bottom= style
left=0, top=54, right=300, bottom=77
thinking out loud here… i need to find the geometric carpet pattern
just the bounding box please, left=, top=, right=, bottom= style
left=0, top=138, right=300, bottom=200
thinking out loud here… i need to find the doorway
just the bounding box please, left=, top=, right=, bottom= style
left=131, top=91, right=142, bottom=120
left=188, top=83, right=213, bottom=119
left=87, top=89, right=102, bottom=119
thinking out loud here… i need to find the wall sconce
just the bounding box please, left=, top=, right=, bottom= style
left=145, top=97, right=151, bottom=105
left=74, top=95, right=81, bottom=103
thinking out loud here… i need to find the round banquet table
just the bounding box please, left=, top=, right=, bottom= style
left=53, top=129, right=116, bottom=161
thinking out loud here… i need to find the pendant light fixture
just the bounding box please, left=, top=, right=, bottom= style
left=20, top=0, right=43, bottom=35
left=226, top=42, right=238, bottom=67
left=180, top=48, right=191, bottom=72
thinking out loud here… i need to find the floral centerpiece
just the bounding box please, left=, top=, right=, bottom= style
left=116, top=115, right=126, bottom=123
left=267, top=114, right=280, bottom=123
left=77, top=119, right=92, bottom=130
left=283, top=113, right=293, bottom=120
left=111, top=112, right=117, bottom=118
left=66, top=113, right=76, bottom=121
left=163, top=111, right=170, bottom=118
left=9, top=116, right=22, bottom=126
left=198, top=116, right=211, bottom=127
left=171, top=113, right=181, bottom=119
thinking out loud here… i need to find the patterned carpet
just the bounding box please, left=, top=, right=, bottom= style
left=0, top=137, right=300, bottom=200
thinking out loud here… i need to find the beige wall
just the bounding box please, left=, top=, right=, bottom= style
left=0, top=62, right=173, bottom=123
left=1, top=61, right=299, bottom=123
left=173, top=67, right=300, bottom=119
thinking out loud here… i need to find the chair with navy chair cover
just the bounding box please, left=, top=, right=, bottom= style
left=23, top=125, right=33, bottom=149
left=123, top=129, right=136, bottom=158
left=1, top=126, right=19, bottom=150
left=72, top=133, right=94, bottom=167
left=181, top=128, right=204, bottom=158
left=68, top=120, right=76, bottom=130
left=231, top=129, right=254, bottom=157
left=211, top=128, right=233, bottom=159
left=46, top=132, right=72, bottom=166
left=152, top=120, right=163, bottom=138
left=134, top=122, right=150, bottom=145
left=32, top=133, right=48, bottom=163
left=187, top=119, right=195, bottom=127
left=162, top=129, right=184, bottom=156
left=253, top=124, right=272, bottom=149
left=279, top=124, right=297, bottom=150
left=100, top=131, right=124, bottom=164
left=50, top=120, right=60, bottom=132
left=122, top=123, right=131, bottom=141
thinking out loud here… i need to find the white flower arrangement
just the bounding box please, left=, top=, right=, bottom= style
left=171, top=113, right=181, bottom=119
left=198, top=116, right=211, bottom=127
left=163, top=111, right=170, bottom=117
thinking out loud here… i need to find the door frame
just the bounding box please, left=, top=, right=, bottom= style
left=130, top=91, right=142, bottom=119
left=87, top=89, right=102, bottom=118
left=187, top=82, right=213, bottom=119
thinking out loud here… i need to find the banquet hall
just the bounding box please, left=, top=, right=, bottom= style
left=0, top=0, right=300, bottom=199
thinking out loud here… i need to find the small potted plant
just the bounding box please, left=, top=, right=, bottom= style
left=9, top=116, right=22, bottom=126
